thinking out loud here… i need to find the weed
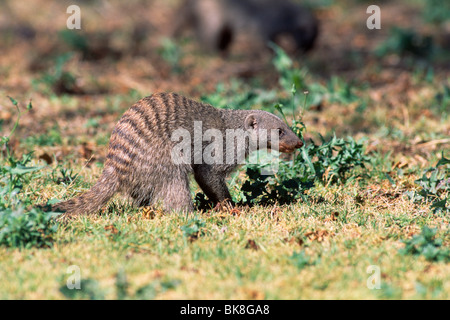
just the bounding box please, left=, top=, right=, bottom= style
left=237, top=105, right=370, bottom=206
left=193, top=47, right=372, bottom=208
left=399, top=226, right=449, bottom=262
left=405, top=154, right=449, bottom=213
left=270, top=43, right=365, bottom=110
left=431, top=85, right=449, bottom=118
left=59, top=278, right=105, bottom=300
left=158, top=37, right=183, bottom=74
left=0, top=206, right=59, bottom=249
left=200, top=80, right=278, bottom=112
left=59, top=29, right=89, bottom=57
left=193, top=192, right=215, bottom=211
left=269, top=42, right=308, bottom=93
left=1, top=98, right=41, bottom=206
left=375, top=27, right=434, bottom=59
left=31, top=53, right=79, bottom=95
left=422, top=0, right=450, bottom=25
left=180, top=217, right=207, bottom=241
left=290, top=250, right=316, bottom=270
left=51, top=166, right=79, bottom=186
left=24, top=126, right=62, bottom=147
left=199, top=47, right=372, bottom=208
left=59, top=268, right=181, bottom=300
left=0, top=97, right=60, bottom=248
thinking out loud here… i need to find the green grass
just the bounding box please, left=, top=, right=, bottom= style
left=1, top=52, right=449, bottom=299
left=0, top=185, right=448, bottom=299
left=0, top=0, right=449, bottom=300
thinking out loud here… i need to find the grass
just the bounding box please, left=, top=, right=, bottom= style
left=0, top=183, right=448, bottom=299
left=0, top=0, right=449, bottom=300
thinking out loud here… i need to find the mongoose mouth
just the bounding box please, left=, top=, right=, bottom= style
left=279, top=146, right=296, bottom=153
left=278, top=142, right=303, bottom=153
left=278, top=140, right=303, bottom=153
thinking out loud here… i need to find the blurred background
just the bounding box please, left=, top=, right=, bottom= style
left=0, top=0, right=448, bottom=164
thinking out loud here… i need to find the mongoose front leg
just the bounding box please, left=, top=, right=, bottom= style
left=193, top=165, right=233, bottom=205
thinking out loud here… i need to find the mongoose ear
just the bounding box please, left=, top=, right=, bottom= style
left=244, top=114, right=258, bottom=130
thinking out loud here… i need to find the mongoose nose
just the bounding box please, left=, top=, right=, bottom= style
left=296, top=140, right=303, bottom=148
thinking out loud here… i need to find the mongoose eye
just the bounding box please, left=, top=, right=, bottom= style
left=278, top=129, right=285, bottom=137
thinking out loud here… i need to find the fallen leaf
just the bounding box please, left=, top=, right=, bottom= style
left=245, top=239, right=259, bottom=250
left=104, top=225, right=118, bottom=234
left=39, top=152, right=53, bottom=164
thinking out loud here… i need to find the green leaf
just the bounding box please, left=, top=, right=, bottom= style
left=7, top=96, right=18, bottom=106
left=291, top=83, right=297, bottom=96
left=436, top=154, right=450, bottom=167
left=431, top=198, right=448, bottom=210
left=384, top=172, right=396, bottom=186
left=301, top=146, right=315, bottom=176
left=10, top=164, right=45, bottom=175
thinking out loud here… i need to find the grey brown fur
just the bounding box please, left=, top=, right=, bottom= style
left=173, top=0, right=318, bottom=53
left=52, top=92, right=302, bottom=215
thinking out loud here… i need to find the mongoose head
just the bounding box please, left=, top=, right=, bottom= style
left=244, top=111, right=303, bottom=153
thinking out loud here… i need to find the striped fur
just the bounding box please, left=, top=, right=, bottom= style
left=52, top=92, right=302, bottom=215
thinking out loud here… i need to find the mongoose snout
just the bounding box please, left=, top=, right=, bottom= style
left=278, top=130, right=303, bottom=153
left=51, top=92, right=303, bottom=215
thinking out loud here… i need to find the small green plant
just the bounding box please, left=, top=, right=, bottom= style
left=306, top=76, right=363, bottom=109
left=290, top=250, right=316, bottom=270
left=375, top=27, right=434, bottom=59
left=422, top=0, right=450, bottom=25
left=239, top=134, right=370, bottom=206
left=406, top=154, right=449, bottom=213
left=180, top=217, right=206, bottom=240
left=158, top=37, right=183, bottom=74
left=32, top=53, right=79, bottom=95
left=195, top=47, right=372, bottom=208
left=1, top=97, right=41, bottom=207
left=59, top=268, right=181, bottom=300
left=269, top=42, right=308, bottom=94
left=0, top=206, right=59, bottom=248
left=300, top=134, right=370, bottom=184
left=201, top=80, right=278, bottom=112
left=51, top=166, right=79, bottom=186
left=193, top=192, right=216, bottom=211
left=399, top=226, right=449, bottom=262
left=0, top=97, right=60, bottom=248
left=270, top=43, right=365, bottom=111
left=59, top=278, right=105, bottom=300
left=59, top=29, right=89, bottom=57
left=431, top=85, right=449, bottom=118
left=237, top=86, right=370, bottom=206
left=24, top=126, right=62, bottom=147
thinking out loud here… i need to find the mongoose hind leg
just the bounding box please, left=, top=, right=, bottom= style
left=193, top=165, right=233, bottom=206
left=130, top=192, right=152, bottom=208
left=152, top=173, right=194, bottom=213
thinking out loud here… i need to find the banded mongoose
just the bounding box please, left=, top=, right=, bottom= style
left=52, top=92, right=303, bottom=215
left=173, top=0, right=319, bottom=53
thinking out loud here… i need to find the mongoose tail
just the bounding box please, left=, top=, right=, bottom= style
left=51, top=167, right=119, bottom=216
